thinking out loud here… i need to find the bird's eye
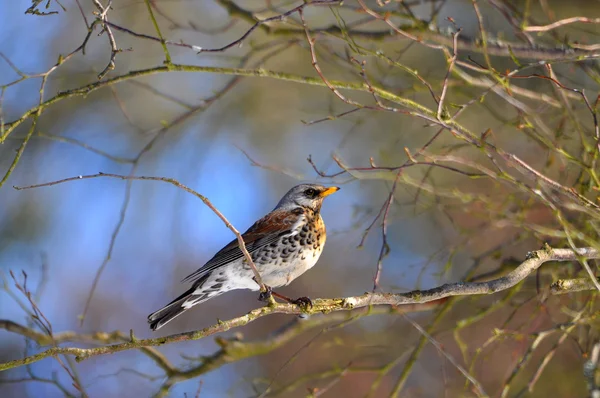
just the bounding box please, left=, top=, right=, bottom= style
left=304, top=188, right=317, bottom=197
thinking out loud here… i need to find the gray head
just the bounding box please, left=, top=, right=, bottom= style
left=274, top=184, right=340, bottom=212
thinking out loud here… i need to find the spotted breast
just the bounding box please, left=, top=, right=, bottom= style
left=252, top=207, right=326, bottom=288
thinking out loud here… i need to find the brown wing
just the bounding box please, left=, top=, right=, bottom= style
left=181, top=209, right=302, bottom=283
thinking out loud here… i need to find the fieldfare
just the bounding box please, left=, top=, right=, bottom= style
left=148, top=183, right=340, bottom=330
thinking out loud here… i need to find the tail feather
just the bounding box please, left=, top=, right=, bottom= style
left=148, top=276, right=216, bottom=331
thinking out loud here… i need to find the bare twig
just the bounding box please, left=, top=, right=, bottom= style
left=437, top=29, right=461, bottom=120
left=8, top=271, right=87, bottom=396
left=144, top=0, right=171, bottom=64
left=14, top=173, right=267, bottom=291
left=197, top=0, right=341, bottom=54
left=524, top=17, right=600, bottom=32
left=92, top=0, right=120, bottom=79
left=371, top=170, right=400, bottom=292
left=402, top=314, right=488, bottom=397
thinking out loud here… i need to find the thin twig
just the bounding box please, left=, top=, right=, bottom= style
left=402, top=314, right=488, bottom=397
left=14, top=173, right=267, bottom=292
left=196, top=0, right=341, bottom=54
left=525, top=17, right=600, bottom=32
left=437, top=29, right=461, bottom=120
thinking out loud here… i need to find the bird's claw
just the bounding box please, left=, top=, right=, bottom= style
left=258, top=286, right=273, bottom=302
left=291, top=296, right=313, bottom=310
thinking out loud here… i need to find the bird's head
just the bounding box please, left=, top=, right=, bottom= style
left=275, top=183, right=340, bottom=213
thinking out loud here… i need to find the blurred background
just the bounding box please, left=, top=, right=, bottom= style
left=1, top=0, right=600, bottom=397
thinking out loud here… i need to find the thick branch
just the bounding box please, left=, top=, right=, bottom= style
left=1, top=246, right=597, bottom=372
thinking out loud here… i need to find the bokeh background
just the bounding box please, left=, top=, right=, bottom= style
left=1, top=0, right=600, bottom=397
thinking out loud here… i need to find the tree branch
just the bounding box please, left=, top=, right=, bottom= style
left=1, top=245, right=597, bottom=372
left=550, top=277, right=600, bottom=295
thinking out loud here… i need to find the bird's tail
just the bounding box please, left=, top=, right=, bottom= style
left=148, top=275, right=219, bottom=331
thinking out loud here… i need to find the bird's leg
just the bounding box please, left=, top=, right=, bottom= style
left=258, top=285, right=273, bottom=302
left=258, top=287, right=290, bottom=303
left=270, top=290, right=292, bottom=302
left=257, top=284, right=312, bottom=310
left=271, top=291, right=313, bottom=310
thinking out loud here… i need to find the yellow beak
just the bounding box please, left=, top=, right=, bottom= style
left=320, top=186, right=340, bottom=198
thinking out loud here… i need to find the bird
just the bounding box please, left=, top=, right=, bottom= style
left=148, top=183, right=340, bottom=331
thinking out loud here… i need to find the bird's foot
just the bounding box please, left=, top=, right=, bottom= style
left=258, top=285, right=273, bottom=302
left=258, top=286, right=277, bottom=306
left=260, top=288, right=311, bottom=310
left=290, top=296, right=313, bottom=310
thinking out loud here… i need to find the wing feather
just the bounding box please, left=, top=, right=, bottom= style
left=181, top=209, right=301, bottom=283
